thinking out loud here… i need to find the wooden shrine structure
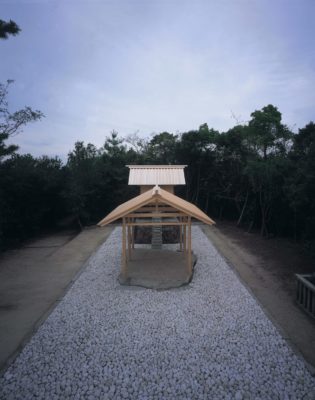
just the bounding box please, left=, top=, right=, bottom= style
left=98, top=184, right=215, bottom=282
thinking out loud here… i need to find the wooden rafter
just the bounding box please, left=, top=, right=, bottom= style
left=127, top=221, right=189, bottom=227
left=128, top=212, right=185, bottom=218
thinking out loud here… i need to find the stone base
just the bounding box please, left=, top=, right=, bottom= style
left=119, top=249, right=197, bottom=289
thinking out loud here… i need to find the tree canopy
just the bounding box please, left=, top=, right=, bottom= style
left=0, top=19, right=20, bottom=39
left=0, top=81, right=44, bottom=160
left=0, top=83, right=314, bottom=259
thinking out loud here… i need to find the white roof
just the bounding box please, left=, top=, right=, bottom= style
left=127, top=165, right=186, bottom=185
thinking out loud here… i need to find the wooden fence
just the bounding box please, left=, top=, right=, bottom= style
left=296, top=274, right=315, bottom=319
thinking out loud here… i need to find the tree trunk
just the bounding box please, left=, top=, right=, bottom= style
left=260, top=195, right=270, bottom=237
left=237, top=190, right=249, bottom=227
left=259, top=190, right=266, bottom=236
left=205, top=191, right=210, bottom=213
left=294, top=206, right=297, bottom=242
left=219, top=204, right=224, bottom=220
left=77, top=215, right=83, bottom=231
left=260, top=213, right=267, bottom=237
left=247, top=220, right=254, bottom=233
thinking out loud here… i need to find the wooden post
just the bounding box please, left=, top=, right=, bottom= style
left=187, top=216, right=192, bottom=275
left=127, top=219, right=131, bottom=260
left=132, top=221, right=135, bottom=249
left=183, top=218, right=187, bottom=254
left=179, top=216, right=183, bottom=251
left=122, top=217, right=127, bottom=279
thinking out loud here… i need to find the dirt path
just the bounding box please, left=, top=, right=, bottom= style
left=0, top=226, right=113, bottom=373
left=202, top=222, right=315, bottom=372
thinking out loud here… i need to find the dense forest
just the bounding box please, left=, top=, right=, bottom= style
left=0, top=77, right=315, bottom=257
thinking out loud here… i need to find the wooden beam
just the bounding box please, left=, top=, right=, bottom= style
left=179, top=216, right=183, bottom=251
left=127, top=212, right=185, bottom=218
left=136, top=206, right=178, bottom=212
left=122, top=218, right=127, bottom=278
left=131, top=222, right=135, bottom=249
left=127, top=220, right=131, bottom=260
left=188, top=216, right=192, bottom=275
left=127, top=222, right=189, bottom=226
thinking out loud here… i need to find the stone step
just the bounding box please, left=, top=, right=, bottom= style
left=151, top=218, right=162, bottom=250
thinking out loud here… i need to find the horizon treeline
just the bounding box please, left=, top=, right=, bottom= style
left=1, top=103, right=315, bottom=258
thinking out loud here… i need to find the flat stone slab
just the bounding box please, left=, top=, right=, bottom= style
left=118, top=248, right=197, bottom=289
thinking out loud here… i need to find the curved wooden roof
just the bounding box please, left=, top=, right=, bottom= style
left=97, top=186, right=215, bottom=226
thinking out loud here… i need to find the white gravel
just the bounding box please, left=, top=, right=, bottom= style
left=1, top=226, right=315, bottom=400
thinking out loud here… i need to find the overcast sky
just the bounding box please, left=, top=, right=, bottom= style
left=1, top=0, right=314, bottom=159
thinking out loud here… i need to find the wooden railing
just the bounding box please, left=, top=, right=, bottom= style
left=296, top=274, right=315, bottom=319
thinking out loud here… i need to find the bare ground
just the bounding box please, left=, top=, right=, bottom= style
left=1, top=221, right=315, bottom=377
left=202, top=221, right=315, bottom=372
left=0, top=226, right=113, bottom=373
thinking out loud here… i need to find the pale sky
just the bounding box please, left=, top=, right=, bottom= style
left=1, top=0, right=314, bottom=159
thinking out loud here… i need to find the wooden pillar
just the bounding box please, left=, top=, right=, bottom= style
left=127, top=218, right=131, bottom=260
left=183, top=218, right=187, bottom=254
left=187, top=216, right=192, bottom=275
left=132, top=221, right=135, bottom=249
left=122, top=217, right=127, bottom=278
left=179, top=216, right=183, bottom=251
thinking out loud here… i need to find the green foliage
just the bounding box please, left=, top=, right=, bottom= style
left=1, top=97, right=315, bottom=258
left=0, top=19, right=20, bottom=40
left=285, top=122, right=315, bottom=241
left=247, top=104, right=292, bottom=159
left=0, top=81, right=44, bottom=160
left=63, top=132, right=137, bottom=228
left=146, top=132, right=178, bottom=164
left=65, top=141, right=99, bottom=227
left=0, top=154, right=66, bottom=248
left=175, top=124, right=218, bottom=207
left=0, top=80, right=46, bottom=248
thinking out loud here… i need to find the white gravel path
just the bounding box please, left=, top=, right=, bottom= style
left=1, top=227, right=315, bottom=400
